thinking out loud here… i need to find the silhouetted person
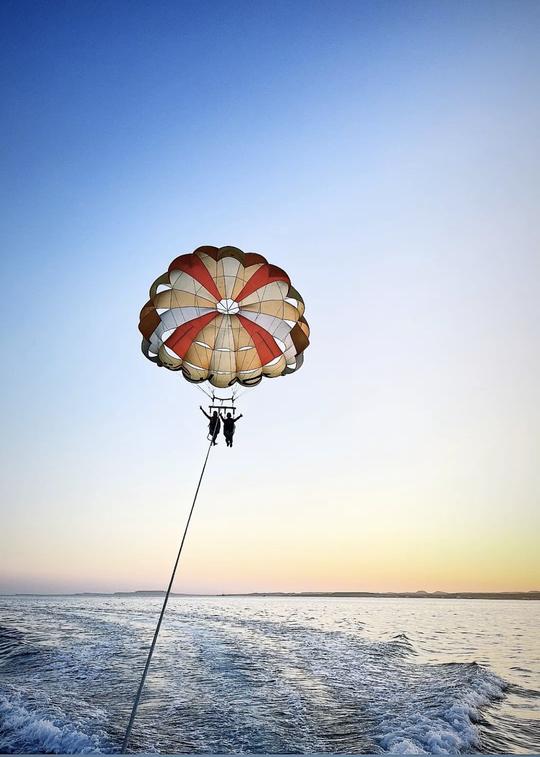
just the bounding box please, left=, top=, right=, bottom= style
left=200, top=407, right=221, bottom=445
left=220, top=412, right=243, bottom=447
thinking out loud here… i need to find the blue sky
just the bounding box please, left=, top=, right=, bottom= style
left=1, top=0, right=539, bottom=593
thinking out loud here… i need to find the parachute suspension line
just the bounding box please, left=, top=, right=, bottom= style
left=121, top=439, right=214, bottom=754
left=195, top=383, right=213, bottom=400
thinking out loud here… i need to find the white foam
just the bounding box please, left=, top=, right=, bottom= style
left=0, top=693, right=106, bottom=754
left=376, top=665, right=506, bottom=754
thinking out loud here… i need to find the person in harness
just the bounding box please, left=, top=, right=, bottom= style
left=220, top=412, right=243, bottom=447
left=200, top=407, right=221, bottom=445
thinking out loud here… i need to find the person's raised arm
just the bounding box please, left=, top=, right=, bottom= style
left=200, top=406, right=211, bottom=420
left=235, top=414, right=244, bottom=421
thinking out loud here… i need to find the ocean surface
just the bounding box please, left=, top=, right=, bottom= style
left=0, top=596, right=538, bottom=754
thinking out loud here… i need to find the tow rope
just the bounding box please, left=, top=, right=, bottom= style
left=121, top=439, right=214, bottom=752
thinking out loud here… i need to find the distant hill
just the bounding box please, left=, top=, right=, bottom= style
left=5, top=590, right=539, bottom=600
left=237, top=591, right=540, bottom=600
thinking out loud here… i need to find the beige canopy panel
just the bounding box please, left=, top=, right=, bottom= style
left=139, top=245, right=310, bottom=388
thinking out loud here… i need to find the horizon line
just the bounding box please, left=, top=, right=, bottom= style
left=2, top=589, right=539, bottom=600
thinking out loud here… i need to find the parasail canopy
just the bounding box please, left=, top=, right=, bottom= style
left=139, top=245, right=310, bottom=388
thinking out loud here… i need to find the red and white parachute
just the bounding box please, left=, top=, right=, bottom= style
left=139, top=245, right=310, bottom=388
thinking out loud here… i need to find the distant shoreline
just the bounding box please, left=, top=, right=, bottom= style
left=3, top=590, right=539, bottom=600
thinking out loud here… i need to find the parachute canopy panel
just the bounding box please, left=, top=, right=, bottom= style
left=139, top=245, right=310, bottom=388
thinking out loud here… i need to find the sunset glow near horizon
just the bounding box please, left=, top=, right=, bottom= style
left=1, top=0, right=539, bottom=595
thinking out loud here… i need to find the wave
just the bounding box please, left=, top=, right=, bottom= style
left=156, top=611, right=508, bottom=754
left=0, top=626, right=43, bottom=672
left=376, top=663, right=506, bottom=754
left=0, top=598, right=530, bottom=754
left=0, top=693, right=106, bottom=754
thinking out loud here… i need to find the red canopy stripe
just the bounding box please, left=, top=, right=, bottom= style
left=237, top=314, right=283, bottom=365
left=168, top=254, right=222, bottom=302
left=235, top=264, right=290, bottom=303
left=165, top=311, right=218, bottom=360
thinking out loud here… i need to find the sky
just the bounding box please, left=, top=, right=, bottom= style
left=1, top=0, right=539, bottom=594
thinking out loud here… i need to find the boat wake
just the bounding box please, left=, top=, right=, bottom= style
left=0, top=605, right=519, bottom=754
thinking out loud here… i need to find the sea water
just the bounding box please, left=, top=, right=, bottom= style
left=0, top=596, right=538, bottom=753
